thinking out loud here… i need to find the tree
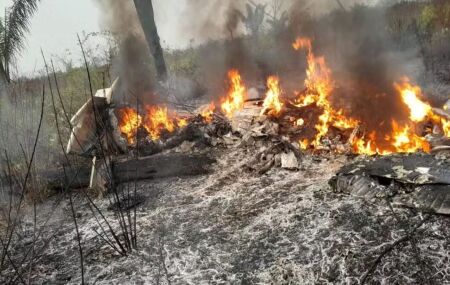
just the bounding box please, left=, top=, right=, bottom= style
left=132, top=0, right=168, bottom=82
left=0, top=0, right=41, bottom=85
left=244, top=3, right=267, bottom=36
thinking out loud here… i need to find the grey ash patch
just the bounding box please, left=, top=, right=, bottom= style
left=2, top=151, right=450, bottom=284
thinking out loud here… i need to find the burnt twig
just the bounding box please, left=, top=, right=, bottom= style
left=360, top=215, right=431, bottom=284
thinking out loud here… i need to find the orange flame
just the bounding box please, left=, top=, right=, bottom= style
left=200, top=102, right=216, bottom=123
left=442, top=119, right=450, bottom=137
left=177, top=118, right=188, bottom=128
left=396, top=78, right=450, bottom=138
left=143, top=106, right=176, bottom=140
left=299, top=139, right=309, bottom=150
left=261, top=75, right=283, bottom=116
left=293, top=37, right=358, bottom=147
left=395, top=79, right=432, bottom=122
left=351, top=121, right=430, bottom=155
left=118, top=107, right=142, bottom=144
left=117, top=105, right=189, bottom=143
left=391, top=121, right=430, bottom=153
left=221, top=70, right=247, bottom=118
left=292, top=38, right=433, bottom=155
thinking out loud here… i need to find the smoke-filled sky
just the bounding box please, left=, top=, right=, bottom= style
left=1, top=0, right=380, bottom=76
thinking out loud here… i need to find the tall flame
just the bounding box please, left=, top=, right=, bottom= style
left=396, top=78, right=450, bottom=139
left=261, top=76, right=283, bottom=116
left=293, top=37, right=358, bottom=147
left=442, top=119, right=450, bottom=137
left=221, top=70, right=247, bottom=118
left=118, top=107, right=142, bottom=144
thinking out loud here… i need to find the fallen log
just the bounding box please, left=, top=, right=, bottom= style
left=113, top=153, right=215, bottom=184
left=41, top=153, right=215, bottom=190
left=41, top=166, right=92, bottom=190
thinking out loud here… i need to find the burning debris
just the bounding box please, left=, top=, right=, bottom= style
left=106, top=36, right=448, bottom=159
left=64, top=35, right=450, bottom=213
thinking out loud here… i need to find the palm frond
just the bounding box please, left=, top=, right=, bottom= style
left=2, top=0, right=40, bottom=62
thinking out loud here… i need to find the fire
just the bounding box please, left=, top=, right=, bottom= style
left=442, top=119, right=450, bottom=137
left=117, top=105, right=189, bottom=143
left=395, top=78, right=450, bottom=139
left=221, top=70, right=246, bottom=118
left=395, top=79, right=432, bottom=122
left=200, top=102, right=216, bottom=123
left=291, top=38, right=435, bottom=155
left=143, top=106, right=176, bottom=140
left=299, top=139, right=309, bottom=150
left=391, top=121, right=430, bottom=153
left=293, top=37, right=358, bottom=147
left=118, top=107, right=142, bottom=144
left=177, top=118, right=188, bottom=128
left=117, top=40, right=449, bottom=155
left=351, top=121, right=430, bottom=155
left=261, top=76, right=283, bottom=116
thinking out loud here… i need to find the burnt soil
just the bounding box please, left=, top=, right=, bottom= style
left=2, top=148, right=450, bottom=284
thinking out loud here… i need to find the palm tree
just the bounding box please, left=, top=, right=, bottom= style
left=244, top=3, right=267, bottom=36
left=0, top=0, right=40, bottom=86
left=133, top=0, right=168, bottom=82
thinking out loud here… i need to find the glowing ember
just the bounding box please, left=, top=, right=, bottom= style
left=177, top=118, right=188, bottom=128
left=118, top=107, right=142, bottom=144
left=261, top=76, right=283, bottom=116
left=295, top=118, right=305, bottom=126
left=299, top=139, right=309, bottom=150
left=221, top=70, right=247, bottom=118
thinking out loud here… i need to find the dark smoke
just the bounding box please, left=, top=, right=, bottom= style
left=94, top=0, right=155, bottom=105
left=312, top=5, right=424, bottom=147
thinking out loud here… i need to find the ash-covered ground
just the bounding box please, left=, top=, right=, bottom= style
left=3, top=147, right=450, bottom=285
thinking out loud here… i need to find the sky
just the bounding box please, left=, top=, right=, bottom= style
left=1, top=0, right=189, bottom=76
left=1, top=0, right=378, bottom=76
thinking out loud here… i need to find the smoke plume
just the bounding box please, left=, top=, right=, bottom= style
left=94, top=0, right=155, bottom=105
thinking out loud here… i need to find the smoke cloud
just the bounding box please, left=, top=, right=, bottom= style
left=94, top=0, right=155, bottom=105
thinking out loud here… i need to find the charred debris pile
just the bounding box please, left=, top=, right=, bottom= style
left=61, top=37, right=450, bottom=217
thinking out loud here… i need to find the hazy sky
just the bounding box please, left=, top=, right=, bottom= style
left=1, top=0, right=189, bottom=76
left=1, top=0, right=376, bottom=76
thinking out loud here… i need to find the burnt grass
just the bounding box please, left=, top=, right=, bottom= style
left=1, top=148, right=450, bottom=284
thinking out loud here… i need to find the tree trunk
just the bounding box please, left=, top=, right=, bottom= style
left=133, top=0, right=168, bottom=82
left=34, top=153, right=215, bottom=190
left=0, top=61, right=9, bottom=92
